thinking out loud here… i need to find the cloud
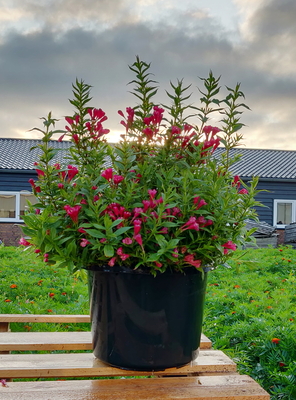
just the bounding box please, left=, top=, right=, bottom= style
left=0, top=0, right=296, bottom=150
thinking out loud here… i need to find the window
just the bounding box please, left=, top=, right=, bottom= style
left=0, top=191, right=37, bottom=222
left=274, top=200, right=296, bottom=227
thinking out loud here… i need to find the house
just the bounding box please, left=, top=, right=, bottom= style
left=1, top=138, right=296, bottom=245
left=214, top=147, right=296, bottom=228
left=0, top=138, right=71, bottom=245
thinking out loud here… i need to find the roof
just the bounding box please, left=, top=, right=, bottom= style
left=215, top=147, right=296, bottom=180
left=1, top=138, right=296, bottom=180
left=0, top=138, right=71, bottom=170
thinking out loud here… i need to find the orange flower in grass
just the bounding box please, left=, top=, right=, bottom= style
left=4, top=299, right=11, bottom=302
left=10, top=284, right=17, bottom=288
left=271, top=338, right=280, bottom=344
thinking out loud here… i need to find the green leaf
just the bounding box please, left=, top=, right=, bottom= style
left=114, top=226, right=132, bottom=236
left=104, top=245, right=114, bottom=257
left=86, top=229, right=106, bottom=239
left=111, top=219, right=124, bottom=229
left=147, top=253, right=160, bottom=262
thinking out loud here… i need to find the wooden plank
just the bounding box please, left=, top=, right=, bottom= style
left=0, top=376, right=270, bottom=399
left=0, top=314, right=90, bottom=324
left=0, top=332, right=212, bottom=351
left=0, top=331, right=92, bottom=351
left=0, top=350, right=236, bottom=379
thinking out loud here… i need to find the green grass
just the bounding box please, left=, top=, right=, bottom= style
left=0, top=245, right=295, bottom=399
left=204, top=246, right=296, bottom=400
left=0, top=246, right=89, bottom=331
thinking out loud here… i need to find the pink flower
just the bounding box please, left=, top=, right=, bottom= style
left=184, top=254, right=202, bottom=269
left=194, top=197, right=208, bottom=210
left=142, top=127, right=154, bottom=140
left=80, top=238, right=90, bottom=247
left=133, top=219, right=142, bottom=235
left=113, top=175, right=124, bottom=185
left=155, top=262, right=162, bottom=268
left=222, top=240, right=237, bottom=250
left=116, top=246, right=130, bottom=260
left=28, top=178, right=35, bottom=188
left=172, top=248, right=179, bottom=258
left=78, top=227, right=87, bottom=234
left=196, top=216, right=213, bottom=228
left=232, top=175, right=241, bottom=189
left=34, top=163, right=45, bottom=177
left=65, top=116, right=74, bottom=125
left=64, top=205, right=82, bottom=224
left=34, top=249, right=41, bottom=253
left=134, top=233, right=143, bottom=247
left=101, top=168, right=113, bottom=182
left=181, top=217, right=200, bottom=232
left=156, top=196, right=163, bottom=204
left=58, top=183, right=64, bottom=189
left=133, top=208, right=143, bottom=219
left=238, top=188, right=248, bottom=195
left=119, top=107, right=134, bottom=131
left=72, top=134, right=79, bottom=144
left=142, top=200, right=150, bottom=212
left=80, top=199, right=87, bottom=205
left=158, top=227, right=168, bottom=234
left=202, top=125, right=220, bottom=135
left=67, top=165, right=79, bottom=182
left=222, top=241, right=237, bottom=255
left=19, top=238, right=31, bottom=246
left=148, top=189, right=157, bottom=199
left=171, top=125, right=182, bottom=135
left=108, top=257, right=116, bottom=267
left=122, top=237, right=133, bottom=245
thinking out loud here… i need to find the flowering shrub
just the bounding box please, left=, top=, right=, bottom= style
left=21, top=57, right=260, bottom=275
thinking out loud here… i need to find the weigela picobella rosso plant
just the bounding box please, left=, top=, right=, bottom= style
left=21, top=57, right=260, bottom=276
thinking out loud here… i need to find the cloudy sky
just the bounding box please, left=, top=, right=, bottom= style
left=1, top=0, right=296, bottom=149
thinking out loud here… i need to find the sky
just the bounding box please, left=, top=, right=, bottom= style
left=1, top=0, right=296, bottom=150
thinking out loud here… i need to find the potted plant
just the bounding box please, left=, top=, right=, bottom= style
left=20, top=56, right=259, bottom=370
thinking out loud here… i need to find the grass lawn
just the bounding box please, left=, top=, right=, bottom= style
left=0, top=245, right=295, bottom=399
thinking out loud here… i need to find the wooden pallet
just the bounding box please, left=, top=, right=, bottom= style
left=1, top=376, right=270, bottom=400
left=0, top=314, right=270, bottom=399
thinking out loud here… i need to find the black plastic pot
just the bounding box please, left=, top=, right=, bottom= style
left=88, top=265, right=207, bottom=371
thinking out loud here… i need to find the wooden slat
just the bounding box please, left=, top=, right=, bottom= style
left=0, top=350, right=236, bottom=379
left=0, top=376, right=270, bottom=400
left=0, top=314, right=90, bottom=324
left=0, top=331, right=92, bottom=351
left=0, top=331, right=212, bottom=351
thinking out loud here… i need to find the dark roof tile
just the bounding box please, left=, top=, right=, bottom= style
left=0, top=138, right=71, bottom=170
left=1, top=139, right=296, bottom=179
